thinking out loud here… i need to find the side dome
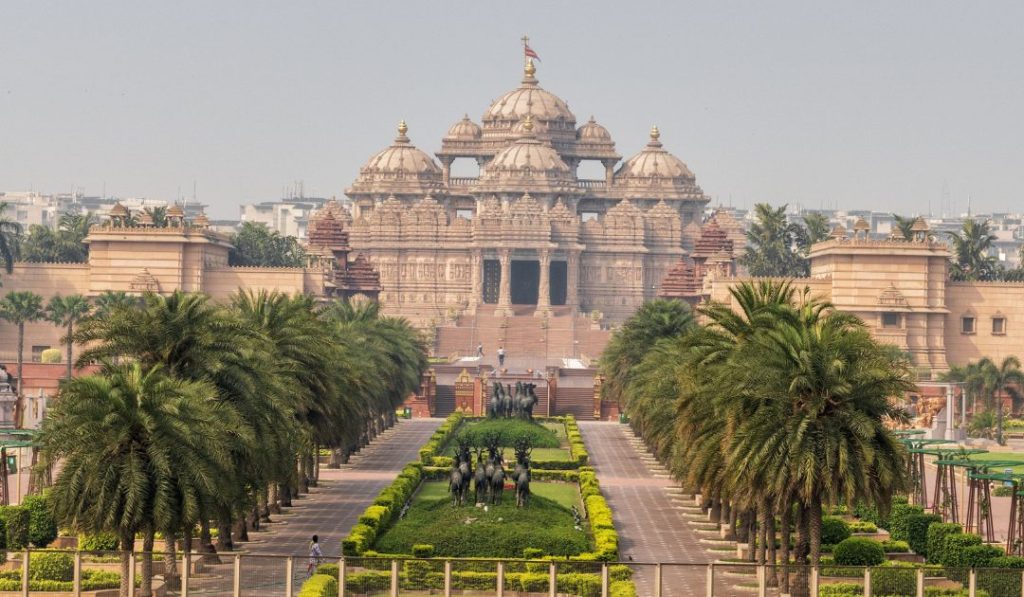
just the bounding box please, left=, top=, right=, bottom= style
left=481, top=60, right=576, bottom=142
left=347, top=121, right=444, bottom=197
left=614, top=126, right=707, bottom=202
left=444, top=115, right=482, bottom=140
left=577, top=116, right=612, bottom=143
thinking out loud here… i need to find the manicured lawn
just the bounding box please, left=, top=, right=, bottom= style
left=376, top=481, right=588, bottom=558
left=442, top=418, right=573, bottom=461
left=967, top=452, right=1024, bottom=473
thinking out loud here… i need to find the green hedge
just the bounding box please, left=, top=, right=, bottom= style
left=343, top=462, right=424, bottom=556
left=822, top=516, right=852, bottom=546
left=906, top=513, right=943, bottom=556
left=0, top=506, right=29, bottom=550
left=888, top=500, right=925, bottom=541
left=978, top=556, right=1024, bottom=597
left=926, top=523, right=962, bottom=564
left=22, top=494, right=57, bottom=548
left=585, top=495, right=614, bottom=531
left=297, top=573, right=338, bottom=597
left=832, top=537, right=885, bottom=566
left=419, top=412, right=464, bottom=464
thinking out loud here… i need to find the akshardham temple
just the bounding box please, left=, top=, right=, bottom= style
left=341, top=58, right=715, bottom=322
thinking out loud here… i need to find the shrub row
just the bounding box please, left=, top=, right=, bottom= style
left=818, top=582, right=985, bottom=596
left=0, top=505, right=29, bottom=550
left=565, top=416, right=589, bottom=466
left=308, top=568, right=632, bottom=597
left=419, top=412, right=464, bottom=465
left=343, top=462, right=423, bottom=556
left=0, top=569, right=122, bottom=591
left=297, top=574, right=338, bottom=597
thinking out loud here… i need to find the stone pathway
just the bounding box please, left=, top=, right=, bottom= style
left=579, top=421, right=715, bottom=597
left=176, top=418, right=442, bottom=595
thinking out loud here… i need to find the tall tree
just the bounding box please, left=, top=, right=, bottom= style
left=143, top=206, right=167, bottom=227
left=93, top=290, right=139, bottom=318
left=976, top=356, right=1024, bottom=444
left=799, top=212, right=831, bottom=248
left=0, top=290, right=45, bottom=427
left=20, top=212, right=95, bottom=263
left=45, top=294, right=92, bottom=379
left=229, top=222, right=306, bottom=267
left=38, top=363, right=237, bottom=597
left=0, top=202, right=21, bottom=275
left=740, top=203, right=807, bottom=277
left=892, top=214, right=916, bottom=241
left=948, top=219, right=1001, bottom=281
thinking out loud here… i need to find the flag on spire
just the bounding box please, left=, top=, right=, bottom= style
left=522, top=36, right=541, bottom=61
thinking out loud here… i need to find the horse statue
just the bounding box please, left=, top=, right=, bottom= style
left=489, top=458, right=505, bottom=505
left=502, top=384, right=515, bottom=418
left=519, top=383, right=539, bottom=421
left=489, top=382, right=504, bottom=418
left=515, top=466, right=531, bottom=507
left=449, top=462, right=468, bottom=506
left=473, top=450, right=488, bottom=504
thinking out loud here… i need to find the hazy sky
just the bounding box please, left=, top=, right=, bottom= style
left=2, top=2, right=1022, bottom=219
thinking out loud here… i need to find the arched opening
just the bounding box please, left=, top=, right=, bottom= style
left=575, top=160, right=606, bottom=182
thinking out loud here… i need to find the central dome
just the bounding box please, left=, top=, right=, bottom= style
left=481, top=61, right=576, bottom=140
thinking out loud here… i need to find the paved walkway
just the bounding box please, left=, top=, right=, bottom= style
left=175, top=418, right=442, bottom=595
left=579, top=422, right=712, bottom=597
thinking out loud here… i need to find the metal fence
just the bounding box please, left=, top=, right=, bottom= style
left=6, top=550, right=1024, bottom=596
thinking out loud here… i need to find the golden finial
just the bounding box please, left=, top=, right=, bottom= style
left=397, top=120, right=408, bottom=136
left=523, top=114, right=534, bottom=132
left=524, top=59, right=536, bottom=79
left=650, top=125, right=660, bottom=140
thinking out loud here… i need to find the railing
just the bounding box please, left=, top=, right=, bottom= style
left=11, top=550, right=1019, bottom=596
left=449, top=177, right=479, bottom=186
left=576, top=179, right=606, bottom=189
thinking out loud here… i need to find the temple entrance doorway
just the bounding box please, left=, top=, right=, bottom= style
left=550, top=261, right=567, bottom=306
left=482, top=260, right=500, bottom=303
left=511, top=260, right=540, bottom=304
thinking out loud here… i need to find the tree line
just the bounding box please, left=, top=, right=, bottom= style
left=0, top=203, right=305, bottom=270
left=740, top=203, right=1024, bottom=281
left=599, top=286, right=913, bottom=596
left=26, top=290, right=425, bottom=597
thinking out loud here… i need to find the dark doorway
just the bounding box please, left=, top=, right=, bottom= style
left=511, top=260, right=539, bottom=304
left=550, top=261, right=567, bottom=305
left=483, top=260, right=500, bottom=304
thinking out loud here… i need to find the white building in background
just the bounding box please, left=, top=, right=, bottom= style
left=239, top=197, right=335, bottom=240
left=0, top=192, right=71, bottom=228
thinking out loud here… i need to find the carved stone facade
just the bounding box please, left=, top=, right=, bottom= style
left=342, top=59, right=709, bottom=323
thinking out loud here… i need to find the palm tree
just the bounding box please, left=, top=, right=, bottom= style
left=948, top=219, right=1001, bottom=281
left=800, top=212, right=831, bottom=247
left=740, top=203, right=807, bottom=277
left=0, top=291, right=45, bottom=427
left=93, top=290, right=139, bottom=318
left=0, top=202, right=21, bottom=274
left=599, top=299, right=693, bottom=409
left=892, top=214, right=916, bottom=241
left=46, top=294, right=92, bottom=379
left=143, top=206, right=167, bottom=228
left=976, top=356, right=1024, bottom=444
left=37, top=363, right=237, bottom=597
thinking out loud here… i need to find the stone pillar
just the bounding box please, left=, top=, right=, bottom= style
left=496, top=249, right=513, bottom=316
left=603, top=160, right=615, bottom=189
left=468, top=250, right=482, bottom=314
left=440, top=157, right=452, bottom=185
left=535, top=249, right=551, bottom=317
left=566, top=251, right=581, bottom=313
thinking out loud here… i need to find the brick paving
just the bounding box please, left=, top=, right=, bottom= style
left=578, top=422, right=714, bottom=597
left=175, top=418, right=441, bottom=595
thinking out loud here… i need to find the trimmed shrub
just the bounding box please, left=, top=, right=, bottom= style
left=40, top=348, right=61, bottom=364
left=926, top=523, right=962, bottom=564
left=297, top=573, right=339, bottom=597
left=358, top=505, right=388, bottom=529
left=0, top=506, right=29, bottom=550
left=882, top=539, right=910, bottom=553
left=905, top=513, right=943, bottom=556
left=832, top=537, right=886, bottom=566
left=889, top=500, right=925, bottom=541
left=611, top=579, right=638, bottom=597
left=523, top=547, right=544, bottom=559
left=979, top=556, right=1024, bottom=597
left=871, top=565, right=916, bottom=596
left=961, top=544, right=1003, bottom=569
left=22, top=494, right=57, bottom=548
left=29, top=552, right=74, bottom=582
left=79, top=532, right=119, bottom=552
left=822, top=516, right=852, bottom=546
left=848, top=520, right=877, bottom=533
left=585, top=495, right=614, bottom=530
left=412, top=544, right=434, bottom=558
left=942, top=533, right=983, bottom=581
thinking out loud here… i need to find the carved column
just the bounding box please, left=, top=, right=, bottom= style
left=603, top=160, right=615, bottom=189
left=468, top=250, right=482, bottom=314
left=440, top=157, right=453, bottom=185
left=567, top=250, right=581, bottom=313
left=496, top=249, right=513, bottom=316
left=535, top=249, right=551, bottom=317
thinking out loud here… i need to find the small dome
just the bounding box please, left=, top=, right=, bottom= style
left=577, top=116, right=612, bottom=143
left=853, top=217, right=870, bottom=232
left=109, top=202, right=129, bottom=217
left=911, top=217, right=930, bottom=232
left=193, top=213, right=210, bottom=228
left=358, top=121, right=442, bottom=182
left=484, top=118, right=571, bottom=179
left=445, top=115, right=482, bottom=140
left=615, top=126, right=695, bottom=182
left=167, top=203, right=185, bottom=217
left=137, top=210, right=154, bottom=226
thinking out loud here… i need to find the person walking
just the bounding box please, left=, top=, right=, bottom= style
left=476, top=343, right=484, bottom=357
left=497, top=346, right=506, bottom=368
left=307, top=535, right=323, bottom=577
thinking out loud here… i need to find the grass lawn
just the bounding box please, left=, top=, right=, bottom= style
left=442, top=419, right=572, bottom=462
left=967, top=452, right=1024, bottom=474
left=375, top=481, right=588, bottom=558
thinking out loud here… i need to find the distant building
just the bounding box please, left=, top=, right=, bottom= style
left=239, top=197, right=333, bottom=240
